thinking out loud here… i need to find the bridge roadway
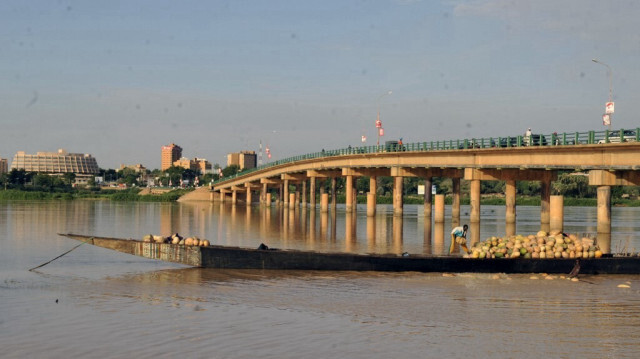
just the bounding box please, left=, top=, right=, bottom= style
left=209, top=142, right=640, bottom=249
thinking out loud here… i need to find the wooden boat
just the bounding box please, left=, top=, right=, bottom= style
left=59, top=233, right=640, bottom=274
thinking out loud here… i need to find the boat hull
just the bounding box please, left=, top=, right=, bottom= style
left=60, top=234, right=640, bottom=274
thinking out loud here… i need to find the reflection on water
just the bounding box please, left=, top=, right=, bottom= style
left=4, top=201, right=640, bottom=255
left=2, top=201, right=640, bottom=358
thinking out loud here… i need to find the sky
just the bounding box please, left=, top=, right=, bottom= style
left=1, top=0, right=639, bottom=170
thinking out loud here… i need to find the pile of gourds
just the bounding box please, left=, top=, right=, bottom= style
left=142, top=233, right=210, bottom=247
left=464, top=231, right=603, bottom=259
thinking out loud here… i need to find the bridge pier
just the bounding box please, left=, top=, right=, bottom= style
left=470, top=179, right=481, bottom=223
left=452, top=178, right=461, bottom=224
left=540, top=179, right=551, bottom=233
left=393, top=176, right=403, bottom=216
left=505, top=180, right=516, bottom=225
left=550, top=195, right=564, bottom=233
left=331, top=177, right=337, bottom=212
left=232, top=190, right=237, bottom=205
left=345, top=175, right=354, bottom=212
left=368, top=176, right=377, bottom=216
left=301, top=180, right=307, bottom=209
left=309, top=177, right=316, bottom=210
left=266, top=193, right=272, bottom=206
left=289, top=193, right=296, bottom=210
left=283, top=179, right=289, bottom=207
left=320, top=193, right=329, bottom=213
left=597, top=186, right=611, bottom=236
left=423, top=177, right=432, bottom=221
left=261, top=183, right=267, bottom=206
left=434, top=194, right=445, bottom=223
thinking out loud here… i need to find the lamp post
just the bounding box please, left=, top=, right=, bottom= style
left=376, top=90, right=392, bottom=146
left=592, top=58, right=613, bottom=129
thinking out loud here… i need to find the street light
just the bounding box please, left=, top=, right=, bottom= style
left=592, top=58, right=613, bottom=129
left=376, top=90, right=392, bottom=146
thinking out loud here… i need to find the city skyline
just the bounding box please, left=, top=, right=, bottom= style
left=2, top=1, right=639, bottom=169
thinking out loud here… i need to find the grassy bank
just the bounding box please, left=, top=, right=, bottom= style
left=0, top=188, right=192, bottom=202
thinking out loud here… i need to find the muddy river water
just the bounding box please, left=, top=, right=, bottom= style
left=2, top=201, right=640, bottom=358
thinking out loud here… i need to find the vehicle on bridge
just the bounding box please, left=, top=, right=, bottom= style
left=597, top=129, right=637, bottom=144
left=385, top=140, right=406, bottom=152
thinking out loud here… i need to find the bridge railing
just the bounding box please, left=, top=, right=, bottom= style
left=214, top=128, right=639, bottom=184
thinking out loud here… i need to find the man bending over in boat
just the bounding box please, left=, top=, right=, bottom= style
left=450, top=224, right=469, bottom=254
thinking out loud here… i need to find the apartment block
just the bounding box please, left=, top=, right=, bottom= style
left=161, top=143, right=182, bottom=170
left=10, top=149, right=99, bottom=174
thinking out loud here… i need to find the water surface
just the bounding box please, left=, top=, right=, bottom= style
left=2, top=201, right=639, bottom=358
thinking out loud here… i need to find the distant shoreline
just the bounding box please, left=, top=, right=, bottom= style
left=2, top=189, right=640, bottom=207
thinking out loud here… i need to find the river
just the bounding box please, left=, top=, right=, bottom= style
left=1, top=200, right=640, bottom=358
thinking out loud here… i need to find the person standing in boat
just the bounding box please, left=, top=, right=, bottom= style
left=450, top=224, right=469, bottom=254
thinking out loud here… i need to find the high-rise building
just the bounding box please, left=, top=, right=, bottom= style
left=161, top=143, right=182, bottom=170
left=227, top=151, right=257, bottom=170
left=10, top=149, right=99, bottom=174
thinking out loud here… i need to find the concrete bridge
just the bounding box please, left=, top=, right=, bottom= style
left=204, top=129, right=640, bottom=250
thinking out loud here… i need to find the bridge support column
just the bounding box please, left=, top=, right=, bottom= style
left=246, top=187, right=252, bottom=205
left=232, top=190, right=237, bottom=205
left=320, top=193, right=329, bottom=213
left=505, top=180, right=516, bottom=224
left=423, top=177, right=432, bottom=221
left=345, top=175, right=354, bottom=212
left=452, top=177, right=461, bottom=224
left=309, top=177, right=316, bottom=209
left=261, top=183, right=267, bottom=206
left=597, top=186, right=611, bottom=235
left=368, top=176, right=377, bottom=216
left=434, top=194, right=445, bottom=223
left=289, top=193, right=296, bottom=210
left=301, top=180, right=307, bottom=209
left=219, top=191, right=225, bottom=203
left=540, top=180, right=551, bottom=232
left=393, top=176, right=403, bottom=216
left=283, top=180, right=289, bottom=207
left=470, top=179, right=481, bottom=223
left=550, top=195, right=564, bottom=233
left=367, top=193, right=376, bottom=217
left=266, top=193, right=272, bottom=206
left=331, top=177, right=337, bottom=212
left=277, top=183, right=283, bottom=207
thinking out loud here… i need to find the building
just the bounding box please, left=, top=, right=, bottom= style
left=119, top=163, right=147, bottom=173
left=194, top=158, right=212, bottom=174
left=172, top=157, right=212, bottom=174
left=0, top=157, right=8, bottom=175
left=161, top=143, right=182, bottom=170
left=227, top=151, right=257, bottom=170
left=173, top=157, right=197, bottom=171
left=10, top=149, right=100, bottom=175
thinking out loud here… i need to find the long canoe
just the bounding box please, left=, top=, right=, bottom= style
left=59, top=233, right=640, bottom=274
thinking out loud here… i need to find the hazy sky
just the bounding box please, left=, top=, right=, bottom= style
left=2, top=0, right=639, bottom=169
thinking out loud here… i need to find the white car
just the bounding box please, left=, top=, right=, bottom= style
left=598, top=130, right=637, bottom=144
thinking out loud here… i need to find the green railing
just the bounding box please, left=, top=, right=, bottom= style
left=214, top=128, right=639, bottom=184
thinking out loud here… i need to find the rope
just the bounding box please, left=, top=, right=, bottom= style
left=29, top=240, right=87, bottom=271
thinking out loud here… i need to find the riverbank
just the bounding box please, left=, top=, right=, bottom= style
left=3, top=188, right=640, bottom=206
left=0, top=188, right=192, bottom=201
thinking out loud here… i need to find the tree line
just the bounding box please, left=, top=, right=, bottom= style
left=2, top=167, right=638, bottom=201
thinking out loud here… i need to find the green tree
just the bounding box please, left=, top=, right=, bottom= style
left=7, top=169, right=30, bottom=188
left=221, top=165, right=240, bottom=178
left=118, top=168, right=140, bottom=187
left=552, top=173, right=595, bottom=198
